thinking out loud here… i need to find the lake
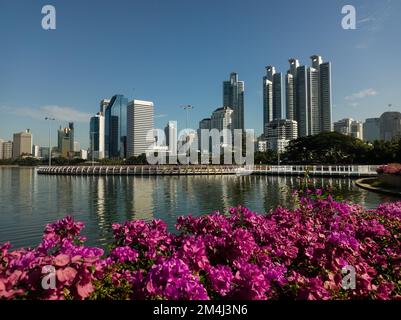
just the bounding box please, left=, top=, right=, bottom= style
left=0, top=167, right=398, bottom=249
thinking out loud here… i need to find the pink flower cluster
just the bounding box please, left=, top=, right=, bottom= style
left=1, top=196, right=400, bottom=300
left=377, top=163, right=401, bottom=175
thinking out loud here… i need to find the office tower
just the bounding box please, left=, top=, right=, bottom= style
left=198, top=118, right=211, bottom=153
left=12, top=130, right=33, bottom=159
left=164, top=121, right=178, bottom=158
left=363, top=118, right=380, bottom=142
left=57, top=124, right=74, bottom=158
left=223, top=72, right=244, bottom=131
left=263, top=66, right=282, bottom=132
left=100, top=99, right=111, bottom=115
left=39, top=147, right=49, bottom=159
left=127, top=99, right=154, bottom=157
left=318, top=60, right=333, bottom=132
left=2, top=141, right=13, bottom=159
left=90, top=113, right=105, bottom=159
left=285, top=59, right=299, bottom=121
left=379, top=111, right=401, bottom=141
left=308, top=66, right=320, bottom=135
left=334, top=118, right=363, bottom=140
left=32, top=145, right=40, bottom=158
left=105, top=94, right=128, bottom=158
left=285, top=55, right=333, bottom=137
left=265, top=119, right=298, bottom=154
left=296, top=65, right=309, bottom=137
left=211, top=107, right=233, bottom=149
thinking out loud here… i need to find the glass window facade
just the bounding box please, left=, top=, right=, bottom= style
left=105, top=95, right=128, bottom=159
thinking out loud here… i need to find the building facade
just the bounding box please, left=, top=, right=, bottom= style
left=127, top=99, right=154, bottom=157
left=90, top=113, right=105, bottom=159
left=363, top=118, right=380, bottom=142
left=223, top=72, right=244, bottom=131
left=379, top=112, right=401, bottom=141
left=165, top=121, right=178, bottom=150
left=265, top=119, right=298, bottom=154
left=105, top=95, right=128, bottom=158
left=12, top=130, right=33, bottom=159
left=57, top=123, right=74, bottom=158
left=2, top=141, right=13, bottom=160
left=263, top=66, right=282, bottom=135
left=284, top=55, right=333, bottom=137
left=198, top=118, right=211, bottom=153
left=334, top=118, right=363, bottom=140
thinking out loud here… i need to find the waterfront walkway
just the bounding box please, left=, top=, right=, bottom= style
left=37, top=165, right=378, bottom=177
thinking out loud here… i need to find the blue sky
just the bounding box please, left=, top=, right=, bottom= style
left=0, top=0, right=400, bottom=149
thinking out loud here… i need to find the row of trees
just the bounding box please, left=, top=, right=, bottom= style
left=282, top=132, right=401, bottom=165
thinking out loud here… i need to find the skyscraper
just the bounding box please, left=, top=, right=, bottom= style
left=211, top=107, right=233, bottom=150
left=308, top=66, right=320, bottom=135
left=90, top=113, right=105, bottom=159
left=57, top=123, right=74, bottom=158
left=296, top=65, right=309, bottom=137
left=319, top=60, right=333, bottom=132
left=223, top=72, right=244, bottom=131
left=285, top=59, right=299, bottom=121
left=100, top=99, right=111, bottom=115
left=164, top=121, right=178, bottom=159
left=263, top=66, right=282, bottom=133
left=12, top=130, right=33, bottom=159
left=379, top=112, right=401, bottom=141
left=105, top=95, right=128, bottom=158
left=284, top=55, right=333, bottom=137
left=363, top=118, right=380, bottom=142
left=127, top=99, right=154, bottom=157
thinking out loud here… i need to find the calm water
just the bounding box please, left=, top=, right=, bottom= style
left=0, top=167, right=399, bottom=249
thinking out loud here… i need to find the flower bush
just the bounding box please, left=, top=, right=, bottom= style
left=1, top=195, right=400, bottom=300
left=377, top=163, right=401, bottom=175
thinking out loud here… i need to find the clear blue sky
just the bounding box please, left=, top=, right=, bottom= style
left=0, top=0, right=400, bottom=149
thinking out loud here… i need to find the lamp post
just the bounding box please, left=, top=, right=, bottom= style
left=45, top=117, right=55, bottom=166
left=180, top=105, right=194, bottom=129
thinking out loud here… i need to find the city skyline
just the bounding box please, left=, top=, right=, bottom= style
left=1, top=0, right=401, bottom=148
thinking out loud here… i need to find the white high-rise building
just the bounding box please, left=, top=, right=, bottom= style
left=100, top=99, right=111, bottom=115
left=12, top=130, right=33, bottom=159
left=2, top=141, right=13, bottom=160
left=334, top=118, right=363, bottom=140
left=127, top=100, right=154, bottom=157
left=265, top=119, right=298, bottom=154
left=211, top=106, right=233, bottom=150
left=164, top=121, right=178, bottom=158
left=285, top=59, right=300, bottom=121
left=32, top=145, right=40, bottom=158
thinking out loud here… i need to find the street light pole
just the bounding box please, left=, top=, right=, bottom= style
left=45, top=117, right=55, bottom=166
left=180, top=105, right=194, bottom=129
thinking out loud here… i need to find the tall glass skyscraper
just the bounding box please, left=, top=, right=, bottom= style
left=283, top=55, right=332, bottom=137
left=263, top=66, right=282, bottom=135
left=223, top=73, right=244, bottom=131
left=105, top=95, right=128, bottom=159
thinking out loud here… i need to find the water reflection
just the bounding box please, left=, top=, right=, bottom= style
left=0, top=168, right=399, bottom=249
